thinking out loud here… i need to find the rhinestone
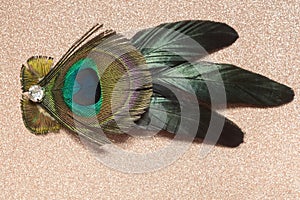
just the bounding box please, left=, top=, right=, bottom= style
left=28, top=85, right=45, bottom=102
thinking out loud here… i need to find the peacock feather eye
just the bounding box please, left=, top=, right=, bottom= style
left=62, top=58, right=103, bottom=117
left=21, top=25, right=153, bottom=144
left=20, top=21, right=294, bottom=147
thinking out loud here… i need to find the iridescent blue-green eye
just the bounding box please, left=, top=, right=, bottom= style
left=63, top=58, right=103, bottom=117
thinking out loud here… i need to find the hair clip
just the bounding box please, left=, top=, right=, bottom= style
left=20, top=20, right=294, bottom=148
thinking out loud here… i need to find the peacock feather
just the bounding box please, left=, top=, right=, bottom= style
left=20, top=21, right=294, bottom=147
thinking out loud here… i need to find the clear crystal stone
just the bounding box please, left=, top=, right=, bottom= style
left=28, top=85, right=45, bottom=102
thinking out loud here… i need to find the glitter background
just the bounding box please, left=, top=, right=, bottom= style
left=0, top=0, right=299, bottom=199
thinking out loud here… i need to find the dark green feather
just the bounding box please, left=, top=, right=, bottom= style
left=136, top=87, right=244, bottom=147
left=131, top=20, right=239, bottom=68
left=150, top=62, right=294, bottom=107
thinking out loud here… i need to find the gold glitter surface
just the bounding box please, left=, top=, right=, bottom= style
left=0, top=0, right=299, bottom=199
